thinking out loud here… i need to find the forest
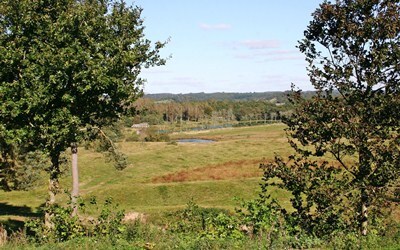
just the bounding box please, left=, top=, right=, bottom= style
left=131, top=96, right=290, bottom=125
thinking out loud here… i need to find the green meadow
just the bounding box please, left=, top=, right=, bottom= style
left=0, top=124, right=292, bottom=222
left=1, top=123, right=399, bottom=249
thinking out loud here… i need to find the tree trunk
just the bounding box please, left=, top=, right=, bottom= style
left=71, top=143, right=79, bottom=216
left=358, top=147, right=370, bottom=236
left=361, top=189, right=368, bottom=236
left=0, top=225, right=7, bottom=247
left=45, top=152, right=61, bottom=228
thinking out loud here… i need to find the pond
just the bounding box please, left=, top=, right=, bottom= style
left=177, top=139, right=215, bottom=143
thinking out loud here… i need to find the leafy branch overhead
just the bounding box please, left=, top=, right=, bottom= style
left=83, top=125, right=128, bottom=171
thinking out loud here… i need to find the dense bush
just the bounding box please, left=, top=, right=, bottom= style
left=24, top=197, right=126, bottom=244
left=144, top=127, right=170, bottom=142
left=1, top=197, right=399, bottom=249
left=166, top=199, right=241, bottom=238
left=0, top=150, right=49, bottom=192
left=124, top=132, right=140, bottom=142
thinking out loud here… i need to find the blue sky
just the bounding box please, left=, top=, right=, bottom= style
left=128, top=0, right=323, bottom=94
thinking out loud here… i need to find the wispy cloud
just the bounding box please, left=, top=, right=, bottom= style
left=221, top=40, right=280, bottom=51
left=260, top=50, right=299, bottom=56
left=172, top=76, right=203, bottom=84
left=256, top=74, right=310, bottom=91
left=239, top=40, right=280, bottom=49
left=143, top=75, right=206, bottom=94
left=234, top=49, right=304, bottom=62
left=199, top=23, right=232, bottom=30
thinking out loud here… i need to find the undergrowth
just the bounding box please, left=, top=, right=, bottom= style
left=1, top=198, right=399, bottom=249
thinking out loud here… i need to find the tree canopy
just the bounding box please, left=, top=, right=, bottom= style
left=262, top=0, right=400, bottom=237
left=0, top=0, right=166, bottom=209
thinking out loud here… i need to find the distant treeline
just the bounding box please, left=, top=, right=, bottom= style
left=130, top=97, right=293, bottom=125
left=144, top=91, right=317, bottom=102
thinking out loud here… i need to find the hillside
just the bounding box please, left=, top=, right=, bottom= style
left=144, top=91, right=287, bottom=102
left=144, top=91, right=319, bottom=103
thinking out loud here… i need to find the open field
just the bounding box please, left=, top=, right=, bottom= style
left=1, top=123, right=399, bottom=249
left=2, top=122, right=399, bottom=224
left=1, top=124, right=293, bottom=222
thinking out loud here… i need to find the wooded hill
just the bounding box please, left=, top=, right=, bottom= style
left=145, top=91, right=317, bottom=102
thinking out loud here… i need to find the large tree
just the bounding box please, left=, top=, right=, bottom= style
left=261, top=0, right=399, bottom=237
left=0, top=0, right=166, bottom=222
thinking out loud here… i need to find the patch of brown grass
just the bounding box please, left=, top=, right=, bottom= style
left=151, top=159, right=268, bottom=183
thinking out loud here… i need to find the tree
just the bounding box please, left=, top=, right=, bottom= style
left=0, top=138, right=48, bottom=192
left=261, top=0, right=399, bottom=237
left=0, top=0, right=166, bottom=223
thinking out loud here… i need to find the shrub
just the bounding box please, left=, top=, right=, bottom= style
left=25, top=205, right=84, bottom=243
left=92, top=198, right=126, bottom=242
left=166, top=199, right=244, bottom=241
left=144, top=127, right=170, bottom=142
left=125, top=132, right=140, bottom=142
left=24, top=197, right=126, bottom=244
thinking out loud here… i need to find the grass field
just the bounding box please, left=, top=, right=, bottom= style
left=1, top=123, right=399, bottom=250
left=1, top=124, right=294, bottom=223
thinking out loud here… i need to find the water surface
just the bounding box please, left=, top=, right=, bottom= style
left=177, top=139, right=215, bottom=143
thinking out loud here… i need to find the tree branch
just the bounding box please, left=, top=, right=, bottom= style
left=331, top=149, right=357, bottom=178
left=94, top=127, right=117, bottom=152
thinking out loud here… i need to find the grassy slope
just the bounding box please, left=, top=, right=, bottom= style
left=1, top=124, right=292, bottom=221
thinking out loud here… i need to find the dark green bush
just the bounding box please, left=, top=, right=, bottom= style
left=165, top=199, right=244, bottom=241
left=24, top=197, right=126, bottom=244
left=144, top=127, right=170, bottom=142
left=124, top=132, right=140, bottom=142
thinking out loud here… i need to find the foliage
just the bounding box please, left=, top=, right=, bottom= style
left=0, top=149, right=48, bottom=191
left=236, top=196, right=324, bottom=249
left=124, top=132, right=140, bottom=142
left=144, top=127, right=170, bottom=142
left=261, top=156, right=354, bottom=237
left=235, top=197, right=283, bottom=237
left=0, top=0, right=165, bottom=197
left=164, top=199, right=319, bottom=248
left=25, top=204, right=85, bottom=243
left=46, top=205, right=84, bottom=242
left=166, top=199, right=244, bottom=241
left=145, top=91, right=310, bottom=102
left=25, top=197, right=126, bottom=244
left=3, top=227, right=399, bottom=249
left=203, top=212, right=243, bottom=240
left=83, top=125, right=128, bottom=170
left=261, top=0, right=400, bottom=238
left=131, top=97, right=289, bottom=125
left=1, top=196, right=400, bottom=249
left=167, top=199, right=225, bottom=234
